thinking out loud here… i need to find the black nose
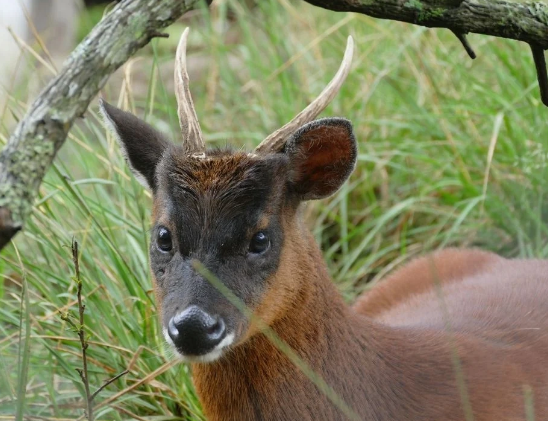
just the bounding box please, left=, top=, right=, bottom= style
left=167, top=306, right=226, bottom=355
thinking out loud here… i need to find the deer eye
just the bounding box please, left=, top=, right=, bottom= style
left=249, top=231, right=270, bottom=254
left=157, top=227, right=173, bottom=252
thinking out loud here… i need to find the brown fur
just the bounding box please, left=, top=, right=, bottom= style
left=169, top=152, right=255, bottom=194
left=149, top=154, right=548, bottom=420
left=192, top=236, right=548, bottom=420
left=353, top=248, right=502, bottom=317
left=240, top=211, right=311, bottom=341
left=101, top=100, right=548, bottom=420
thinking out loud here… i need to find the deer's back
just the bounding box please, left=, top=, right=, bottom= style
left=354, top=249, right=548, bottom=420
left=359, top=250, right=548, bottom=334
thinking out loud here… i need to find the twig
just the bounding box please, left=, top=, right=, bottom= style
left=73, top=240, right=93, bottom=420
left=149, top=31, right=170, bottom=39
left=59, top=241, right=93, bottom=419
left=90, top=369, right=130, bottom=402
left=530, top=44, right=548, bottom=106
left=450, top=30, right=476, bottom=60
left=58, top=240, right=93, bottom=420
left=89, top=359, right=179, bottom=415
left=60, top=241, right=130, bottom=418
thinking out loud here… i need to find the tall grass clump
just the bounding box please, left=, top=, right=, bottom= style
left=1, top=0, right=547, bottom=419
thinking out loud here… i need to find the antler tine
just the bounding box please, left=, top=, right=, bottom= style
left=255, top=36, right=355, bottom=154
left=175, top=28, right=205, bottom=155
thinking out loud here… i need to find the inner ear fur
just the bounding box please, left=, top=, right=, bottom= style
left=100, top=100, right=171, bottom=190
left=284, top=118, right=357, bottom=200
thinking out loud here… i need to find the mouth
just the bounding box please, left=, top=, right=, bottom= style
left=163, top=328, right=235, bottom=363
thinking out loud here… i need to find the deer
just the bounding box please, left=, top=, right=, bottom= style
left=100, top=28, right=548, bottom=420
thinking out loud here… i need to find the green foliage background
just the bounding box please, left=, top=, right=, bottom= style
left=1, top=0, right=547, bottom=419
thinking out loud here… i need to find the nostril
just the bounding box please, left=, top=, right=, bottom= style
left=167, top=317, right=180, bottom=341
left=166, top=306, right=227, bottom=355
left=205, top=316, right=225, bottom=338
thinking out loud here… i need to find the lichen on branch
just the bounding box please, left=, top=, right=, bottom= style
left=0, top=0, right=204, bottom=251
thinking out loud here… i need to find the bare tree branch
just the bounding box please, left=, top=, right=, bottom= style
left=303, top=0, right=548, bottom=104
left=0, top=0, right=204, bottom=251
left=531, top=43, right=548, bottom=105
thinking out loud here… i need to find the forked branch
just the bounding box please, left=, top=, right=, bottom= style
left=303, top=0, right=548, bottom=106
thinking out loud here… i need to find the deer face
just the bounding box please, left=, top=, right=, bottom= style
left=100, top=29, right=356, bottom=362
left=151, top=150, right=289, bottom=362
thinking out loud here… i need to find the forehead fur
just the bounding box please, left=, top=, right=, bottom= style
left=161, top=150, right=268, bottom=193
left=155, top=148, right=288, bottom=221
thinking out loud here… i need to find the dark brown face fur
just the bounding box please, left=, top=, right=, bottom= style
left=151, top=149, right=291, bottom=358
left=100, top=100, right=356, bottom=362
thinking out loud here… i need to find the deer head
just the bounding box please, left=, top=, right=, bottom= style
left=100, top=28, right=356, bottom=362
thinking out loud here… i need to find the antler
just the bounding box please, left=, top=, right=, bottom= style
left=175, top=28, right=205, bottom=155
left=255, top=36, right=355, bottom=154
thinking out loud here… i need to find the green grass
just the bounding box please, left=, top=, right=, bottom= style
left=1, top=0, right=547, bottom=419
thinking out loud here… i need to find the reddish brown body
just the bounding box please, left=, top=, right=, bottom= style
left=194, top=243, right=548, bottom=421
left=101, top=29, right=548, bottom=421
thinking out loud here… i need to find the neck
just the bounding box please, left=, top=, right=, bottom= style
left=191, top=225, right=412, bottom=420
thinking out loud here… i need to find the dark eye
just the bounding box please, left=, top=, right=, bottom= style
left=157, top=227, right=173, bottom=252
left=249, top=231, right=270, bottom=254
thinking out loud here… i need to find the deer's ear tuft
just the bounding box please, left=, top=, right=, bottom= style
left=284, top=118, right=357, bottom=200
left=100, top=100, right=171, bottom=190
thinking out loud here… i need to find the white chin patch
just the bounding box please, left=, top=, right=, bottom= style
left=162, top=328, right=235, bottom=363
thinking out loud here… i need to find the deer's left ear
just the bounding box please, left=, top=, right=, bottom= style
left=284, top=118, right=357, bottom=200
left=100, top=100, right=171, bottom=190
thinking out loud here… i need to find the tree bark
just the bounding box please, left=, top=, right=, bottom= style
left=303, top=0, right=548, bottom=104
left=304, top=0, right=548, bottom=47
left=0, top=0, right=204, bottom=251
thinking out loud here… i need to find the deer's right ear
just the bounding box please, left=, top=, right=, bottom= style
left=100, top=100, right=171, bottom=190
left=284, top=118, right=357, bottom=201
